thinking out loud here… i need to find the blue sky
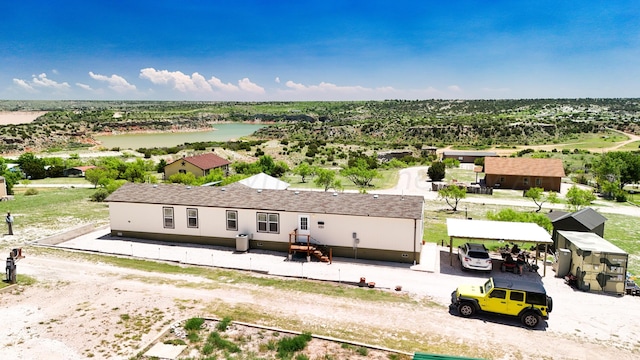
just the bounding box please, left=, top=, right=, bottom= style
left=1, top=1, right=639, bottom=101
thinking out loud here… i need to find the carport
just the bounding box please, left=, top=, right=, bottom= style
left=447, top=218, right=553, bottom=276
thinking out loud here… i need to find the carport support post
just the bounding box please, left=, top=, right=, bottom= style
left=449, top=236, right=454, bottom=266
left=543, top=244, right=548, bottom=277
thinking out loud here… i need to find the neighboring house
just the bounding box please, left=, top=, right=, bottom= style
left=547, top=208, right=607, bottom=250
left=484, top=157, right=565, bottom=192
left=441, top=151, right=497, bottom=163
left=63, top=165, right=97, bottom=177
left=239, top=172, right=289, bottom=190
left=106, top=182, right=425, bottom=264
left=163, top=152, right=231, bottom=179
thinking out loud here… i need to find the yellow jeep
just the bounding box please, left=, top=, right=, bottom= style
left=451, top=277, right=552, bottom=328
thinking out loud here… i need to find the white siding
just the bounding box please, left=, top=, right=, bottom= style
left=109, top=202, right=422, bottom=252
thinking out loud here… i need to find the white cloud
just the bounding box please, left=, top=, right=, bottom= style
left=139, top=68, right=265, bottom=97
left=76, top=83, right=93, bottom=91
left=275, top=77, right=280, bottom=84
left=447, top=85, right=462, bottom=92
left=31, top=73, right=71, bottom=90
left=238, top=78, right=265, bottom=94
left=11, top=73, right=70, bottom=94
left=12, top=78, right=36, bottom=92
left=207, top=76, right=239, bottom=92
left=89, top=72, right=136, bottom=93
left=139, top=68, right=212, bottom=93
left=281, top=80, right=396, bottom=99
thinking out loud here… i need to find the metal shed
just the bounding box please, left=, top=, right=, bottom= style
left=447, top=219, right=553, bottom=276
left=557, top=230, right=628, bottom=295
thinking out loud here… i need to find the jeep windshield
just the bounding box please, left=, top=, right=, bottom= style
left=483, top=279, right=493, bottom=294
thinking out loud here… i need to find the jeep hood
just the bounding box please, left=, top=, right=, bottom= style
left=457, top=284, right=484, bottom=297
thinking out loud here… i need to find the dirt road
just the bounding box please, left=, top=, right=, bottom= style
left=1, top=245, right=639, bottom=360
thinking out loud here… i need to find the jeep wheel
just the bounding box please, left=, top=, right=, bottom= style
left=520, top=311, right=540, bottom=328
left=458, top=302, right=475, bottom=317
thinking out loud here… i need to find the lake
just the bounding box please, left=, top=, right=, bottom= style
left=95, top=123, right=266, bottom=149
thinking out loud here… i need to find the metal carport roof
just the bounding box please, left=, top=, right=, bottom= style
left=446, top=218, right=553, bottom=276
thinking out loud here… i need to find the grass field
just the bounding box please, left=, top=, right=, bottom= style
left=546, top=130, right=629, bottom=150
left=0, top=187, right=109, bottom=229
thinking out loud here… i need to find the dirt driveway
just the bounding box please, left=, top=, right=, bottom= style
left=1, top=242, right=639, bottom=360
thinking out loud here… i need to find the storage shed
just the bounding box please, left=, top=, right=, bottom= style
left=547, top=208, right=606, bottom=250
left=557, top=230, right=628, bottom=295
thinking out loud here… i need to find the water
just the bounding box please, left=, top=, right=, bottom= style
left=95, top=123, right=266, bottom=149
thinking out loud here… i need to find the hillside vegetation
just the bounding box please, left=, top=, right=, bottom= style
left=1, top=99, right=640, bottom=153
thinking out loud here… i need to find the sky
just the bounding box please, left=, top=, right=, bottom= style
left=1, top=1, right=639, bottom=101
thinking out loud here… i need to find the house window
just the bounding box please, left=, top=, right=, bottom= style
left=179, top=169, right=187, bottom=174
left=163, top=207, right=174, bottom=229
left=499, top=176, right=505, bottom=183
left=300, top=217, right=309, bottom=231
left=535, top=178, right=542, bottom=186
left=187, top=208, right=198, bottom=228
left=523, top=177, right=529, bottom=186
left=257, top=212, right=279, bottom=234
left=226, top=210, right=238, bottom=231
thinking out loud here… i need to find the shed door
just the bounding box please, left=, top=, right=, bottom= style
left=297, top=215, right=310, bottom=243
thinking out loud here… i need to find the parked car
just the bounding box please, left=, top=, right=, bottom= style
left=451, top=277, right=553, bottom=328
left=458, top=242, right=492, bottom=272
left=626, top=278, right=640, bottom=296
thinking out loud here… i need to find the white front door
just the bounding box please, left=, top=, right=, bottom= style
left=297, top=215, right=310, bottom=243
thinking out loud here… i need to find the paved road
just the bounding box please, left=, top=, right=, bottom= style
left=370, top=166, right=640, bottom=217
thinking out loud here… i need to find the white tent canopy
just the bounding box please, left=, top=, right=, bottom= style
left=446, top=218, right=553, bottom=276
left=239, top=173, right=290, bottom=190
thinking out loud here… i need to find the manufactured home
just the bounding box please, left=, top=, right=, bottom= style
left=106, top=183, right=425, bottom=264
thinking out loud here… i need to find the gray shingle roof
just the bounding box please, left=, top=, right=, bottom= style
left=106, top=183, right=424, bottom=220
left=551, top=207, right=606, bottom=229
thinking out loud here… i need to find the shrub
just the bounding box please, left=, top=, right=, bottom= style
left=207, top=331, right=240, bottom=353
left=184, top=317, right=205, bottom=331
left=90, top=188, right=110, bottom=202
left=277, top=332, right=312, bottom=358
left=24, top=188, right=39, bottom=196
left=216, top=316, right=232, bottom=332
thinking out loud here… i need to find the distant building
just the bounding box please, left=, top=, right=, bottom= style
left=64, top=166, right=97, bottom=177
left=164, top=152, right=231, bottom=179
left=484, top=157, right=565, bottom=192
left=441, top=151, right=497, bottom=163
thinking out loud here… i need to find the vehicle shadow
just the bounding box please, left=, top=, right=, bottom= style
left=439, top=249, right=544, bottom=285
left=448, top=304, right=549, bottom=331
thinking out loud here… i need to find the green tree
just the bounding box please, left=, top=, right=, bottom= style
left=168, top=172, right=197, bottom=185
left=438, top=185, right=466, bottom=211
left=123, top=159, right=150, bottom=183
left=486, top=208, right=553, bottom=232
left=156, top=159, right=167, bottom=173
left=340, top=158, right=380, bottom=187
left=17, top=152, right=46, bottom=179
left=427, top=161, right=446, bottom=181
left=292, top=162, right=315, bottom=183
left=85, top=167, right=119, bottom=188
left=565, top=185, right=596, bottom=211
left=594, top=151, right=640, bottom=190
left=0, top=158, right=21, bottom=194
left=524, top=187, right=559, bottom=212
left=314, top=168, right=342, bottom=192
